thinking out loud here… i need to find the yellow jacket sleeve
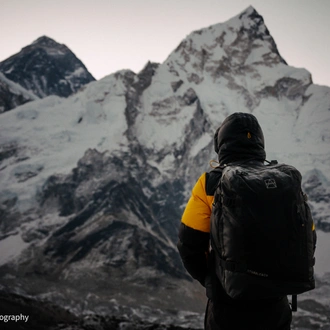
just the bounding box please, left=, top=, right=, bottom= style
left=181, top=173, right=214, bottom=233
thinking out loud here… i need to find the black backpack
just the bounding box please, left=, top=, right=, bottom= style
left=210, top=161, right=316, bottom=309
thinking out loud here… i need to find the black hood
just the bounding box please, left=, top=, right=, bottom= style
left=214, top=112, right=266, bottom=165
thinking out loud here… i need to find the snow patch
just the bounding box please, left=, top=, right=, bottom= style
left=190, top=133, right=212, bottom=157
left=0, top=233, right=29, bottom=266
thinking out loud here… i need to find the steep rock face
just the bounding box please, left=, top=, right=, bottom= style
left=303, top=170, right=330, bottom=232
left=0, top=73, right=38, bottom=113
left=29, top=149, right=186, bottom=280
left=0, top=6, right=329, bottom=328
left=0, top=36, right=95, bottom=102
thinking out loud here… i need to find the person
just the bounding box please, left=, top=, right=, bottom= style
left=177, top=112, right=293, bottom=330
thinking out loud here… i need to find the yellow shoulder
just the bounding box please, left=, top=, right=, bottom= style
left=181, top=173, right=213, bottom=233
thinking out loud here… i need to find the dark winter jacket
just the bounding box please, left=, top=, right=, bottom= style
left=177, top=113, right=295, bottom=329
left=178, top=112, right=268, bottom=286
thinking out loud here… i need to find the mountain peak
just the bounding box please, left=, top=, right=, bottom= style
left=0, top=36, right=95, bottom=100
left=32, top=35, right=60, bottom=46
left=239, top=5, right=258, bottom=16
left=166, top=4, right=286, bottom=86
left=27, top=35, right=70, bottom=55
left=237, top=5, right=267, bottom=33
left=31, top=36, right=64, bottom=47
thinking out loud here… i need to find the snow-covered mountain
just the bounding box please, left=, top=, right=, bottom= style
left=0, top=6, right=329, bottom=329
left=0, top=36, right=95, bottom=111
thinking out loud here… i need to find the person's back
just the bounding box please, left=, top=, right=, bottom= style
left=204, top=167, right=292, bottom=330
left=177, top=112, right=300, bottom=329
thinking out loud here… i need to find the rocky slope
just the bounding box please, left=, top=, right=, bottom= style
left=0, top=287, right=202, bottom=330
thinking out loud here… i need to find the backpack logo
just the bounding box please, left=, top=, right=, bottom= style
left=264, top=179, right=277, bottom=189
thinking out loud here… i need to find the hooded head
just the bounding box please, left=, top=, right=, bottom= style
left=214, top=112, right=266, bottom=165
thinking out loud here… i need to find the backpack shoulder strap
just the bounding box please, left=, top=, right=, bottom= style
left=206, top=166, right=225, bottom=196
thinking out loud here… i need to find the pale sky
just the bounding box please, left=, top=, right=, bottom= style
left=1, top=0, right=330, bottom=87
